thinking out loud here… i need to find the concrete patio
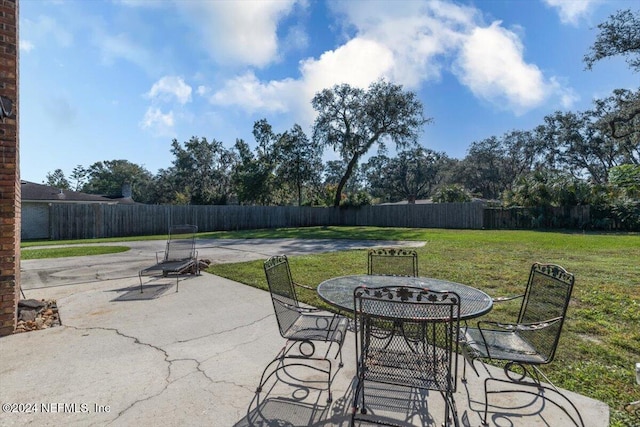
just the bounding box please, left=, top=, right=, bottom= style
left=1, top=240, right=609, bottom=426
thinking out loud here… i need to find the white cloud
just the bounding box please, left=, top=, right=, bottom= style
left=282, top=23, right=309, bottom=53
left=22, top=15, right=73, bottom=48
left=300, top=38, right=395, bottom=93
left=312, top=2, right=573, bottom=114
left=175, top=0, right=298, bottom=67
left=146, top=76, right=192, bottom=105
left=209, top=38, right=395, bottom=128
left=20, top=40, right=35, bottom=52
left=542, top=0, right=601, bottom=25
left=141, top=76, right=191, bottom=137
left=454, top=22, right=550, bottom=114
left=327, top=0, right=473, bottom=88
left=140, top=107, right=175, bottom=137
left=210, top=72, right=298, bottom=114
left=549, top=77, right=580, bottom=109
left=96, top=32, right=156, bottom=73
left=207, top=1, right=465, bottom=127
left=207, top=0, right=574, bottom=124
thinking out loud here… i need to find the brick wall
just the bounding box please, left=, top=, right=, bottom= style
left=0, top=0, right=19, bottom=336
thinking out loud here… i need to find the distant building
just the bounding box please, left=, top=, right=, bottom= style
left=21, top=181, right=136, bottom=240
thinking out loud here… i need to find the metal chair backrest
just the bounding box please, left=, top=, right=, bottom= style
left=367, top=248, right=418, bottom=277
left=264, top=255, right=301, bottom=338
left=354, top=285, right=460, bottom=392
left=518, top=263, right=575, bottom=363
left=165, top=224, right=197, bottom=262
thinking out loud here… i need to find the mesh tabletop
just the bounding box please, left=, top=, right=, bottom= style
left=317, top=275, right=493, bottom=320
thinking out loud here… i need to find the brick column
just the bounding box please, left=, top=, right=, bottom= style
left=0, top=0, right=19, bottom=336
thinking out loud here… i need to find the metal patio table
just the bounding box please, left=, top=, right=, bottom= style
left=317, top=274, right=493, bottom=320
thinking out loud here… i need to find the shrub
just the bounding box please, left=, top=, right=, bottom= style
left=432, top=184, right=472, bottom=203
left=341, top=191, right=372, bottom=207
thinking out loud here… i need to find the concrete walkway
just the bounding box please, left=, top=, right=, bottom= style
left=1, top=239, right=608, bottom=426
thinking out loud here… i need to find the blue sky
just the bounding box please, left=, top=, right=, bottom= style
left=19, top=0, right=638, bottom=184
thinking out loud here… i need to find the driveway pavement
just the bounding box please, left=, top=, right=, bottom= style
left=2, top=238, right=609, bottom=426
left=20, top=238, right=424, bottom=289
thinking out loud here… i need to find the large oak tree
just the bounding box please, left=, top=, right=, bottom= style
left=312, top=80, right=429, bottom=206
left=585, top=9, right=640, bottom=149
left=584, top=9, right=640, bottom=73
left=364, top=148, right=452, bottom=203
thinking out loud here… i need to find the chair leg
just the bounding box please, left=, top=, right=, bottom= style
left=482, top=375, right=585, bottom=427
left=460, top=346, right=480, bottom=383
left=337, top=342, right=344, bottom=367
left=462, top=353, right=467, bottom=382
left=351, top=365, right=366, bottom=424
left=255, top=344, right=288, bottom=394
left=325, top=358, right=333, bottom=403
left=255, top=343, right=335, bottom=404
left=327, top=316, right=346, bottom=368
left=438, top=389, right=459, bottom=427
left=482, top=377, right=492, bottom=426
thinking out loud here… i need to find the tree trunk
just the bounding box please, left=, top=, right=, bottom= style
left=333, top=155, right=360, bottom=207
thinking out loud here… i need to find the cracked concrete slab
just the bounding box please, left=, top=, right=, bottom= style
left=2, top=239, right=610, bottom=426
left=1, top=274, right=283, bottom=426
left=0, top=325, right=168, bottom=426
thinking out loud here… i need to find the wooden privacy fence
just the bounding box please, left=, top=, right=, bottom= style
left=39, top=202, right=486, bottom=240
left=24, top=203, right=597, bottom=240
left=483, top=205, right=591, bottom=229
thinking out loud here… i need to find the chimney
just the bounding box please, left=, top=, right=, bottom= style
left=121, top=183, right=132, bottom=199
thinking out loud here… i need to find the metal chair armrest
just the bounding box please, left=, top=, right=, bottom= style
left=293, top=282, right=314, bottom=291
left=298, top=305, right=322, bottom=313
left=273, top=298, right=320, bottom=314
left=492, top=293, right=524, bottom=303
left=477, top=316, right=563, bottom=332
left=292, top=282, right=322, bottom=311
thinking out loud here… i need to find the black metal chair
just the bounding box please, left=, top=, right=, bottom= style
left=461, top=262, right=584, bottom=426
left=257, top=255, right=348, bottom=402
left=367, top=248, right=418, bottom=277
left=138, top=224, right=198, bottom=293
left=352, top=285, right=460, bottom=426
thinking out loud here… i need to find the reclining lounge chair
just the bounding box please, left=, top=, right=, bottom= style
left=138, top=224, right=198, bottom=293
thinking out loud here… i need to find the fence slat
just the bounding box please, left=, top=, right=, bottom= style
left=22, top=202, right=597, bottom=240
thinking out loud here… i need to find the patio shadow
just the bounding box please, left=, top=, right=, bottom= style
left=110, top=284, right=172, bottom=301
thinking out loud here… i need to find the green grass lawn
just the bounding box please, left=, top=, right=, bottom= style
left=21, top=245, right=130, bottom=259
left=205, top=227, right=640, bottom=427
